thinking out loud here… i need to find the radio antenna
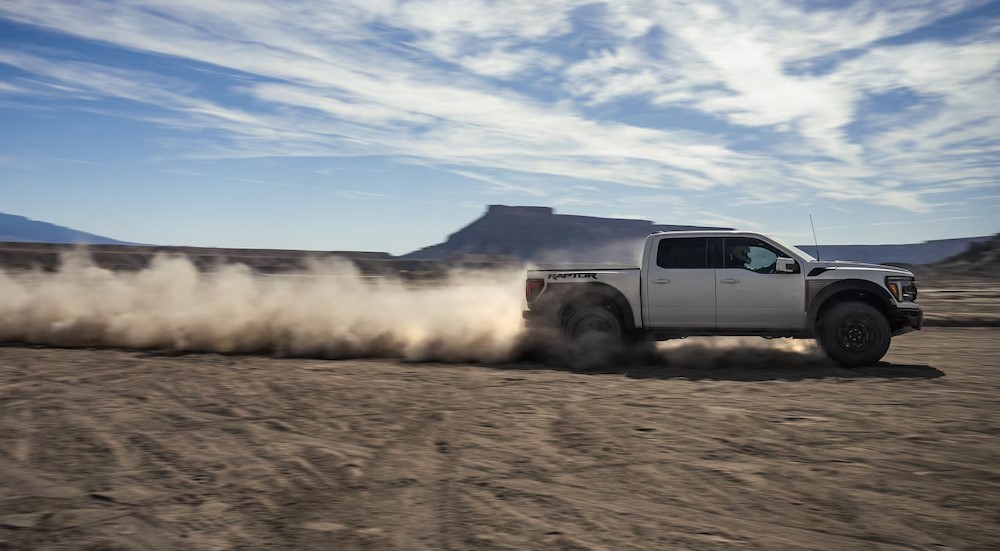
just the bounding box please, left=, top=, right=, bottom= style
left=809, top=214, right=822, bottom=261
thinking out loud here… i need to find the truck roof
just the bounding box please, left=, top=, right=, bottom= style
left=650, top=229, right=762, bottom=237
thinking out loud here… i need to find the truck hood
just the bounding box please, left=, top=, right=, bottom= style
left=809, top=260, right=914, bottom=277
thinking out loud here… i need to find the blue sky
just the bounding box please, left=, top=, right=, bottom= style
left=1, top=0, right=998, bottom=255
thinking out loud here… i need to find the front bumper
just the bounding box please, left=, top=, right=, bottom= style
left=891, top=305, right=923, bottom=335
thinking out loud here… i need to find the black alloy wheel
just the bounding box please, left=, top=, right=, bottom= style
left=836, top=316, right=876, bottom=352
left=564, top=305, right=625, bottom=346
left=818, top=301, right=891, bottom=368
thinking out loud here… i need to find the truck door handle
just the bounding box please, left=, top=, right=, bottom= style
left=719, top=278, right=740, bottom=284
left=652, top=278, right=671, bottom=284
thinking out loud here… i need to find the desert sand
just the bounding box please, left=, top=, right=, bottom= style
left=2, top=328, right=998, bottom=550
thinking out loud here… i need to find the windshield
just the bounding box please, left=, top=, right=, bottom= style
left=767, top=235, right=817, bottom=262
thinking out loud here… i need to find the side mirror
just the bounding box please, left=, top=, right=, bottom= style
left=776, top=257, right=799, bottom=273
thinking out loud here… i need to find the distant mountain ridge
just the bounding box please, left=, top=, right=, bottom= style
left=0, top=212, right=129, bottom=245
left=796, top=237, right=995, bottom=266
left=3, top=208, right=993, bottom=267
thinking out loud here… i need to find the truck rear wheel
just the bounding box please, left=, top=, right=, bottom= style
left=817, top=301, right=891, bottom=367
left=564, top=306, right=625, bottom=346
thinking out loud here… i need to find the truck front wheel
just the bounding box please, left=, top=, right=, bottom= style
left=564, top=306, right=625, bottom=346
left=817, top=301, right=891, bottom=367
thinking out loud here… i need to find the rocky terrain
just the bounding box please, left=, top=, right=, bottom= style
left=920, top=234, right=1000, bottom=280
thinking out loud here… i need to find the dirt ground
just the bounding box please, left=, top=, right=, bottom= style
left=1, top=328, right=998, bottom=551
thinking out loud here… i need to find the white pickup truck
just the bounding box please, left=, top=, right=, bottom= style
left=523, top=230, right=923, bottom=367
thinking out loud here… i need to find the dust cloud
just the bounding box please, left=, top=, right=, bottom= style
left=0, top=251, right=524, bottom=362
left=0, top=251, right=824, bottom=367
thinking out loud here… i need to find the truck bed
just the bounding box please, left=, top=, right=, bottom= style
left=532, top=264, right=639, bottom=272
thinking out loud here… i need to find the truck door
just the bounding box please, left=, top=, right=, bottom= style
left=714, top=237, right=806, bottom=330
left=644, top=236, right=716, bottom=328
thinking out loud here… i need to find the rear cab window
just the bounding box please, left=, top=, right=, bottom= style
left=656, top=237, right=710, bottom=269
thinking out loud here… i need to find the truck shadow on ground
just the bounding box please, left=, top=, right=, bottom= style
left=505, top=359, right=945, bottom=382
left=0, top=342, right=944, bottom=382
left=509, top=338, right=945, bottom=381
left=618, top=362, right=942, bottom=381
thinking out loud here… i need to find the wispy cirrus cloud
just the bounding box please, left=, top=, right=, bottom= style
left=0, top=0, right=997, bottom=219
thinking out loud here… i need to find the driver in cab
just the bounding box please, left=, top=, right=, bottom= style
left=728, top=243, right=778, bottom=274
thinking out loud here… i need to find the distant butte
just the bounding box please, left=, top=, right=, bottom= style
left=403, top=205, right=729, bottom=262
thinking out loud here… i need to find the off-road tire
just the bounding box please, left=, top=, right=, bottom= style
left=818, top=301, right=891, bottom=367
left=564, top=305, right=625, bottom=346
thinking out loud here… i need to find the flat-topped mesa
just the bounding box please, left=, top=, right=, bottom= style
left=484, top=205, right=653, bottom=228
left=404, top=205, right=729, bottom=261
left=485, top=205, right=554, bottom=217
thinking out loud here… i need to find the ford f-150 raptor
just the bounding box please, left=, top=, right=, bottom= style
left=523, top=231, right=923, bottom=367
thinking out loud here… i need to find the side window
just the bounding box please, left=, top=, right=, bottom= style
left=656, top=237, right=708, bottom=269
left=724, top=238, right=783, bottom=273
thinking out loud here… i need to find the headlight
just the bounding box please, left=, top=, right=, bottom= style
left=885, top=276, right=917, bottom=302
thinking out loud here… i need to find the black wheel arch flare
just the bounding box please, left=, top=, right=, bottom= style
left=555, top=282, right=636, bottom=333
left=807, top=278, right=896, bottom=332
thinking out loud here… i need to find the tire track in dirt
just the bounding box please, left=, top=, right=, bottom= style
left=3, top=330, right=999, bottom=550
left=316, top=408, right=458, bottom=550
